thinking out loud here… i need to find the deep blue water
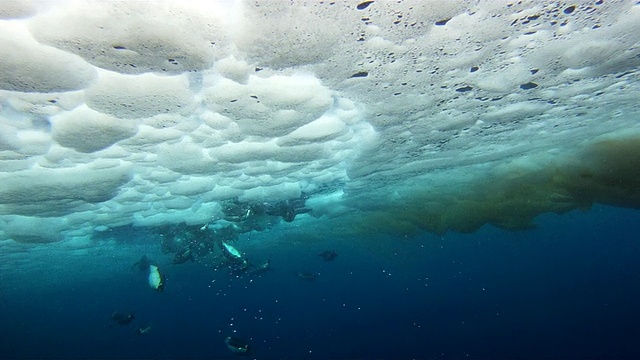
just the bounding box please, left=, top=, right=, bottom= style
left=1, top=205, right=640, bottom=359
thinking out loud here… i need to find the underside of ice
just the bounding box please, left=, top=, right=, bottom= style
left=1, top=0, right=640, bottom=247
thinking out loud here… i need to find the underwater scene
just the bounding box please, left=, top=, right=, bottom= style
left=2, top=205, right=640, bottom=359
left=1, top=0, right=640, bottom=359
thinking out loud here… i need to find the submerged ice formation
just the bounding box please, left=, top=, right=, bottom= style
left=1, top=0, right=640, bottom=244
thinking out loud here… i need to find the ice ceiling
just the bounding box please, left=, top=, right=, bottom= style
left=1, top=0, right=640, bottom=244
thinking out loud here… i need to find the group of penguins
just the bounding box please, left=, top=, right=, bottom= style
left=111, top=308, right=248, bottom=354
left=111, top=237, right=338, bottom=355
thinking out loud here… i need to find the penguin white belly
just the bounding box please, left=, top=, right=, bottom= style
left=222, top=241, right=242, bottom=259
left=148, top=265, right=164, bottom=291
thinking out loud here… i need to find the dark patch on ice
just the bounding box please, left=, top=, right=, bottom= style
left=520, top=82, right=539, bottom=90
left=350, top=71, right=369, bottom=78
left=435, top=18, right=451, bottom=26
left=563, top=5, right=576, bottom=14
left=470, top=66, right=479, bottom=73
left=456, top=86, right=473, bottom=93
left=356, top=1, right=374, bottom=10
left=31, top=117, right=51, bottom=132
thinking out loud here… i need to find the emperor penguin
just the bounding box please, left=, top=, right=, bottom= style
left=148, top=264, right=164, bottom=292
left=220, top=240, right=243, bottom=261
left=225, top=336, right=250, bottom=354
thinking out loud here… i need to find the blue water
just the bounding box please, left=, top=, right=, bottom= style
left=1, top=205, right=639, bottom=359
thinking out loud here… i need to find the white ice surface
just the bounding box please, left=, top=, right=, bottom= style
left=0, top=0, right=639, bottom=248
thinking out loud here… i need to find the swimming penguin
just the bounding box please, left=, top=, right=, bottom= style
left=225, top=336, right=250, bottom=354
left=111, top=312, right=135, bottom=325
left=148, top=264, right=164, bottom=292
left=319, top=250, right=338, bottom=261
left=220, top=240, right=243, bottom=261
left=136, top=325, right=152, bottom=335
left=172, top=247, right=194, bottom=264
left=297, top=271, right=317, bottom=281
left=246, top=259, right=271, bottom=276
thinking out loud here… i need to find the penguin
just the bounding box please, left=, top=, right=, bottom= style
left=136, top=325, right=152, bottom=335
left=148, top=264, right=164, bottom=292
left=172, top=247, right=193, bottom=265
left=220, top=240, right=243, bottom=261
left=247, top=259, right=271, bottom=276
left=111, top=312, right=135, bottom=325
left=225, top=336, right=250, bottom=354
left=297, top=271, right=317, bottom=281
left=319, top=250, right=338, bottom=261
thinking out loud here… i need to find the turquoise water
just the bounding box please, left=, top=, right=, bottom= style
left=1, top=205, right=638, bottom=359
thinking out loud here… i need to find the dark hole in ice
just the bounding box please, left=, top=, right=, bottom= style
left=563, top=5, right=576, bottom=14
left=520, top=82, right=539, bottom=90
left=456, top=86, right=473, bottom=92
left=435, top=18, right=451, bottom=26
left=255, top=67, right=263, bottom=72
left=470, top=66, right=479, bottom=72
left=250, top=95, right=258, bottom=99
left=113, top=45, right=127, bottom=50
left=350, top=71, right=369, bottom=78
left=356, top=1, right=374, bottom=10
left=530, top=68, right=539, bottom=74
